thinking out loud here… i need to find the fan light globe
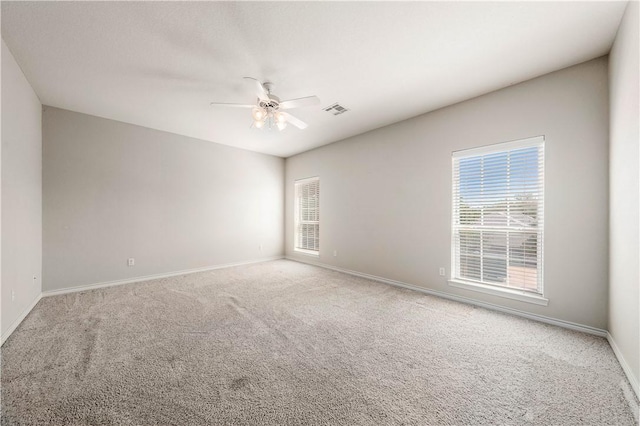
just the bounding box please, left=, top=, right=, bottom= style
left=277, top=121, right=287, bottom=131
left=254, top=120, right=265, bottom=129
left=275, top=112, right=287, bottom=124
left=252, top=107, right=266, bottom=121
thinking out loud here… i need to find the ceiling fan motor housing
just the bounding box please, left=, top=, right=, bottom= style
left=259, top=95, right=280, bottom=110
left=259, top=82, right=280, bottom=110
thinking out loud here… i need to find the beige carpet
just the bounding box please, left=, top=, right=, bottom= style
left=1, top=260, right=638, bottom=425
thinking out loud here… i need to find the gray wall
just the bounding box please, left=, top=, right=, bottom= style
left=1, top=39, right=42, bottom=339
left=609, top=1, right=639, bottom=390
left=43, top=107, right=284, bottom=292
left=286, top=58, right=609, bottom=330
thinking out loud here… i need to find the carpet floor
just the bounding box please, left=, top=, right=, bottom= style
left=1, top=260, right=638, bottom=425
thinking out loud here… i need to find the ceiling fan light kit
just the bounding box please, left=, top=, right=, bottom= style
left=251, top=100, right=288, bottom=131
left=211, top=77, right=320, bottom=131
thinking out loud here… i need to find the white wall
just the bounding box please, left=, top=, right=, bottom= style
left=609, top=0, right=639, bottom=394
left=43, top=107, right=284, bottom=292
left=286, top=58, right=609, bottom=330
left=1, top=39, right=42, bottom=340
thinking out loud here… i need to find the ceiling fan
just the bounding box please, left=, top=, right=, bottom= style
left=210, top=77, right=320, bottom=131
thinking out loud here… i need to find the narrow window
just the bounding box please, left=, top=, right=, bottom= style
left=452, top=137, right=544, bottom=295
left=294, top=177, right=320, bottom=255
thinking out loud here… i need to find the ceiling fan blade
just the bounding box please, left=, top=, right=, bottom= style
left=279, top=96, right=320, bottom=110
left=210, top=102, right=255, bottom=108
left=281, top=112, right=308, bottom=129
left=243, top=77, right=270, bottom=102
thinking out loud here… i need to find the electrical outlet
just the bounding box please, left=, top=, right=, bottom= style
left=11, top=290, right=15, bottom=302
left=333, top=250, right=337, bottom=257
left=33, top=276, right=37, bottom=285
left=128, top=258, right=135, bottom=267
left=439, top=267, right=445, bottom=276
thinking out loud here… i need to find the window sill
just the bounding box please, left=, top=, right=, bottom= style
left=447, top=279, right=549, bottom=306
left=293, top=248, right=320, bottom=257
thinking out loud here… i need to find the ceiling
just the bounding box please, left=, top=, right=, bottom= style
left=1, top=1, right=627, bottom=158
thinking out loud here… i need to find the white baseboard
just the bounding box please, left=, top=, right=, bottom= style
left=42, top=256, right=284, bottom=298
left=1, top=293, right=42, bottom=346
left=607, top=332, right=640, bottom=401
left=286, top=256, right=608, bottom=337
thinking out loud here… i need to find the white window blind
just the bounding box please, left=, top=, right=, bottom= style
left=452, top=136, right=544, bottom=294
left=294, top=177, right=320, bottom=254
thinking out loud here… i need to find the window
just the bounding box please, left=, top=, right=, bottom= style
left=451, top=136, right=544, bottom=298
left=294, top=177, right=320, bottom=255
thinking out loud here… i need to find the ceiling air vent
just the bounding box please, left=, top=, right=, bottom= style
left=324, top=103, right=349, bottom=116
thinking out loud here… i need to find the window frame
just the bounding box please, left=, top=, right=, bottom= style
left=294, top=176, right=320, bottom=256
left=449, top=136, right=547, bottom=305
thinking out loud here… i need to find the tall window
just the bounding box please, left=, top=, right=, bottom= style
left=452, top=136, right=544, bottom=294
left=294, top=177, right=320, bottom=255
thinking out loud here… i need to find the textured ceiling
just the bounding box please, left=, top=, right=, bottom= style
left=1, top=1, right=627, bottom=157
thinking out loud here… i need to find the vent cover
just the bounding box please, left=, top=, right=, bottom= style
left=324, top=103, right=349, bottom=116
